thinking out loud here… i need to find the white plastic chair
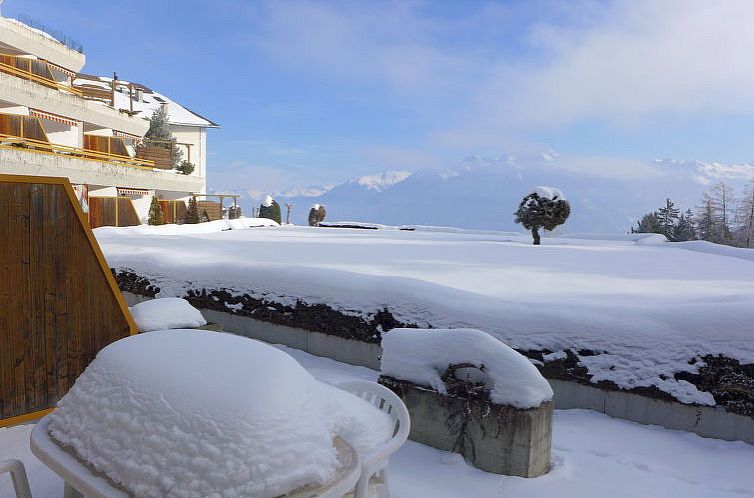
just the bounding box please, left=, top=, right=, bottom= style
left=336, top=381, right=410, bottom=498
left=0, top=459, right=33, bottom=498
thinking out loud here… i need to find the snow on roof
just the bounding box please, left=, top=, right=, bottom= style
left=47, top=330, right=390, bottom=498
left=72, top=74, right=219, bottom=128
left=5, top=17, right=60, bottom=43
left=381, top=328, right=553, bottom=409
left=129, top=297, right=206, bottom=332
left=531, top=186, right=566, bottom=201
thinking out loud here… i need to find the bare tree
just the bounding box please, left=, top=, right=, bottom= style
left=285, top=203, right=294, bottom=225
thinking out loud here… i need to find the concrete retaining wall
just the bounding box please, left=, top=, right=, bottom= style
left=121, top=292, right=754, bottom=444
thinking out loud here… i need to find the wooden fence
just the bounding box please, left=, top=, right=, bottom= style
left=0, top=175, right=136, bottom=426
left=159, top=200, right=187, bottom=224
left=135, top=146, right=173, bottom=170
left=88, top=196, right=140, bottom=229
left=197, top=200, right=222, bottom=221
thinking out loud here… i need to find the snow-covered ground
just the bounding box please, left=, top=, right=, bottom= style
left=3, top=345, right=754, bottom=498
left=95, top=223, right=754, bottom=406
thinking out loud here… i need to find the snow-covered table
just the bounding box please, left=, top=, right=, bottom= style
left=31, top=417, right=361, bottom=498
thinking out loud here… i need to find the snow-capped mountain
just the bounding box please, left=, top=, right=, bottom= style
left=238, top=155, right=754, bottom=232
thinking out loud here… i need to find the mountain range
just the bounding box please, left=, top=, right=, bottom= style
left=213, top=154, right=754, bottom=233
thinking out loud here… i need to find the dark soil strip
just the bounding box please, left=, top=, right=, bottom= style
left=113, top=268, right=754, bottom=417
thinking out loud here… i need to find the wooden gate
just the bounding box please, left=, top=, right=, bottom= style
left=0, top=175, right=136, bottom=426
left=88, top=196, right=140, bottom=228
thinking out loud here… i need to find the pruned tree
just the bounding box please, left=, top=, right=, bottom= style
left=147, top=196, right=163, bottom=226
left=514, top=188, right=570, bottom=245
left=258, top=195, right=282, bottom=224
left=285, top=202, right=294, bottom=225
left=308, top=204, right=327, bottom=227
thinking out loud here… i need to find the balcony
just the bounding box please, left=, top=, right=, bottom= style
left=0, top=54, right=82, bottom=96
left=0, top=17, right=85, bottom=73
left=0, top=70, right=149, bottom=136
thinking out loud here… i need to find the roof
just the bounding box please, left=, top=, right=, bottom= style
left=74, top=74, right=219, bottom=128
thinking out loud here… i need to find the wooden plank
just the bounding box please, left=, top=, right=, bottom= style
left=0, top=175, right=137, bottom=425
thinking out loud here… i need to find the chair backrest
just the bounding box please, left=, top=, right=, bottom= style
left=336, top=380, right=410, bottom=461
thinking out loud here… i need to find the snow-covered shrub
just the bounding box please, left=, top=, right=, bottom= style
left=129, top=297, right=206, bottom=332
left=175, top=159, right=195, bottom=175
left=381, top=328, right=552, bottom=409
left=514, top=187, right=570, bottom=245
left=259, top=195, right=282, bottom=224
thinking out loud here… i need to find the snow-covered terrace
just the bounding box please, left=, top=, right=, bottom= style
left=95, top=223, right=754, bottom=408
left=2, top=345, right=753, bottom=498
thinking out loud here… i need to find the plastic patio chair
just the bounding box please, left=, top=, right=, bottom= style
left=0, top=459, right=33, bottom=498
left=30, top=416, right=361, bottom=498
left=336, top=380, right=410, bottom=498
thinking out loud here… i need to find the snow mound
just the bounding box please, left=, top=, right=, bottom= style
left=129, top=298, right=206, bottom=332
left=94, top=218, right=279, bottom=237
left=380, top=328, right=553, bottom=409
left=532, top=186, right=566, bottom=201
left=48, top=330, right=390, bottom=498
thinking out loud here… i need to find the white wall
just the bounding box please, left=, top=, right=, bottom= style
left=170, top=125, right=207, bottom=194
left=41, top=119, right=79, bottom=147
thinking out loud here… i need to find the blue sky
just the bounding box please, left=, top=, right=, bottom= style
left=7, top=1, right=754, bottom=196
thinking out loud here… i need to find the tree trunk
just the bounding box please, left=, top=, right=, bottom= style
left=532, top=227, right=541, bottom=245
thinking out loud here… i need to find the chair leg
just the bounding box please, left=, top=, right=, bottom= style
left=353, top=473, right=370, bottom=498
left=0, top=459, right=33, bottom=498
left=63, top=482, right=84, bottom=498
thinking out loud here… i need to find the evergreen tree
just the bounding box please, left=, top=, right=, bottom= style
left=631, top=212, right=662, bottom=235
left=147, top=196, right=163, bottom=226
left=672, top=209, right=696, bottom=242
left=695, top=196, right=718, bottom=242
left=657, top=198, right=680, bottom=239
left=175, top=160, right=195, bottom=175
left=200, top=209, right=210, bottom=223
left=514, top=189, right=570, bottom=245
left=145, top=106, right=183, bottom=167
left=258, top=195, right=282, bottom=224
left=184, top=196, right=200, bottom=224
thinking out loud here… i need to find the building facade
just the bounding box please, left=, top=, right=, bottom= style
left=0, top=16, right=218, bottom=226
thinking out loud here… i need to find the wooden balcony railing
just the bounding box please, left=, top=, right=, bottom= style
left=0, top=55, right=83, bottom=96
left=0, top=134, right=155, bottom=169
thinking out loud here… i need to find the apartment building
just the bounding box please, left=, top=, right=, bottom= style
left=0, top=16, right=218, bottom=226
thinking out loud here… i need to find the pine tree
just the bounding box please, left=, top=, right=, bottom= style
left=631, top=212, right=662, bottom=235
left=184, top=196, right=200, bottom=224
left=514, top=189, right=570, bottom=245
left=657, top=198, right=680, bottom=239
left=672, top=209, right=696, bottom=242
left=147, top=196, right=163, bottom=226
left=145, top=106, right=183, bottom=167
left=175, top=160, right=195, bottom=175
left=695, top=196, right=718, bottom=242
left=200, top=209, right=210, bottom=223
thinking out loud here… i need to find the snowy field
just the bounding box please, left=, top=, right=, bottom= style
left=2, top=345, right=753, bottom=498
left=95, top=223, right=754, bottom=406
